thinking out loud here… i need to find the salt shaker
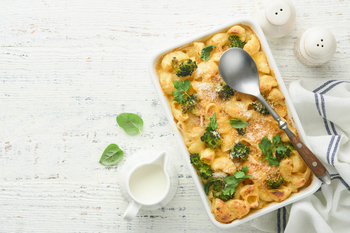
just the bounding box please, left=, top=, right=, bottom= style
left=252, top=0, right=296, bottom=38
left=294, top=27, right=337, bottom=67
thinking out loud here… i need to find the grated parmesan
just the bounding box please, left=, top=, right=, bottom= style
left=197, top=82, right=218, bottom=101
left=212, top=131, right=220, bottom=137
left=212, top=171, right=227, bottom=179
left=242, top=110, right=253, bottom=119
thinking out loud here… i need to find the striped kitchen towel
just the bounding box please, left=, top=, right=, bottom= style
left=252, top=79, right=350, bottom=233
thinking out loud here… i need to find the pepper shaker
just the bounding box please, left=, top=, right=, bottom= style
left=252, top=0, right=296, bottom=38
left=294, top=27, right=337, bottom=67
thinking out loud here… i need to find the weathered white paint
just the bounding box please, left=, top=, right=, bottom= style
left=0, top=0, right=349, bottom=232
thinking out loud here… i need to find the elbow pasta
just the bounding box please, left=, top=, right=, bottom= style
left=155, top=24, right=312, bottom=224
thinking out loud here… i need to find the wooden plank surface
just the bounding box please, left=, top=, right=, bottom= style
left=0, top=0, right=349, bottom=232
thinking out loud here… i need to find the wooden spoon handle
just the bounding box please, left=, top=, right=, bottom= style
left=257, top=94, right=330, bottom=183
left=288, top=134, right=327, bottom=178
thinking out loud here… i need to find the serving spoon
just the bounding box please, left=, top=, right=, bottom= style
left=218, top=48, right=331, bottom=184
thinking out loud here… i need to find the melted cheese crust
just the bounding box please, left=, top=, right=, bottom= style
left=155, top=24, right=311, bottom=224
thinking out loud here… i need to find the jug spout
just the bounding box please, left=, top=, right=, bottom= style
left=151, top=150, right=168, bottom=170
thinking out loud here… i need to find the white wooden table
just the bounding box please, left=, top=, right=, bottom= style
left=1, top=0, right=349, bottom=232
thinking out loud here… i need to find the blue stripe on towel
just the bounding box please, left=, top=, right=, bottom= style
left=330, top=122, right=338, bottom=135
left=326, top=136, right=335, bottom=165
left=320, top=94, right=332, bottom=135
left=277, top=208, right=281, bottom=233
left=313, top=81, right=348, bottom=136
left=283, top=207, right=286, bottom=231
left=314, top=93, right=332, bottom=135
left=320, top=81, right=350, bottom=95
left=312, top=80, right=337, bottom=93
left=313, top=81, right=342, bottom=166
left=314, top=93, right=322, bottom=117
left=331, top=136, right=341, bottom=166
left=277, top=80, right=348, bottom=232
left=330, top=174, right=350, bottom=190
left=332, top=177, right=349, bottom=189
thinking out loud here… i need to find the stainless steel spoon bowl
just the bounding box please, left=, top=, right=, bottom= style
left=219, top=48, right=331, bottom=184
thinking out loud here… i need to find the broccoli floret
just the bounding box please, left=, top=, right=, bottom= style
left=275, top=145, right=288, bottom=160
left=230, top=142, right=250, bottom=160
left=275, top=142, right=295, bottom=160
left=181, top=94, right=197, bottom=114
left=236, top=128, right=246, bottom=135
left=198, top=163, right=213, bottom=180
left=212, top=179, right=225, bottom=192
left=172, top=58, right=197, bottom=77
left=201, top=113, right=222, bottom=149
left=190, top=153, right=213, bottom=180
left=201, top=131, right=222, bottom=149
left=252, top=100, right=270, bottom=115
left=267, top=175, right=284, bottom=189
left=190, top=153, right=201, bottom=166
left=217, top=83, right=235, bottom=99
left=172, top=80, right=198, bottom=114
left=287, top=142, right=295, bottom=154
left=212, top=180, right=234, bottom=201
left=228, top=35, right=246, bottom=49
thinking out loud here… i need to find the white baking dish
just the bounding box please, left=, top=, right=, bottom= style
left=148, top=17, right=321, bottom=229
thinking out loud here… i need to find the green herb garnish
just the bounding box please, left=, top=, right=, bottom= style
left=172, top=79, right=198, bottom=114
left=200, top=45, right=216, bottom=61
left=173, top=79, right=191, bottom=104
left=222, top=166, right=254, bottom=196
left=99, top=144, right=124, bottom=166
left=259, top=135, right=290, bottom=167
left=205, top=112, right=218, bottom=131
left=229, top=119, right=249, bottom=128
left=116, top=113, right=144, bottom=136
left=204, top=179, right=220, bottom=195
left=200, top=113, right=222, bottom=149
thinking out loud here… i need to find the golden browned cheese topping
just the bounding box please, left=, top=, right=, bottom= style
left=156, top=24, right=311, bottom=224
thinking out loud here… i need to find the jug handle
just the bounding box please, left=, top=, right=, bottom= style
left=123, top=200, right=142, bottom=222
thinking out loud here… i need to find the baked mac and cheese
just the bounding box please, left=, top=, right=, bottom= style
left=155, top=24, right=311, bottom=223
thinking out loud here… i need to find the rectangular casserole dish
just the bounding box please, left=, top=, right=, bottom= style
left=148, top=17, right=321, bottom=229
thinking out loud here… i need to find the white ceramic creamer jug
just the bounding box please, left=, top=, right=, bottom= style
left=122, top=151, right=171, bottom=222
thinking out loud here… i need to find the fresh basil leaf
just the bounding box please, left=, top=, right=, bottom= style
left=229, top=119, right=249, bottom=129
left=200, top=45, right=216, bottom=62
left=99, top=144, right=124, bottom=166
left=116, top=113, right=144, bottom=136
left=203, top=179, right=220, bottom=195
